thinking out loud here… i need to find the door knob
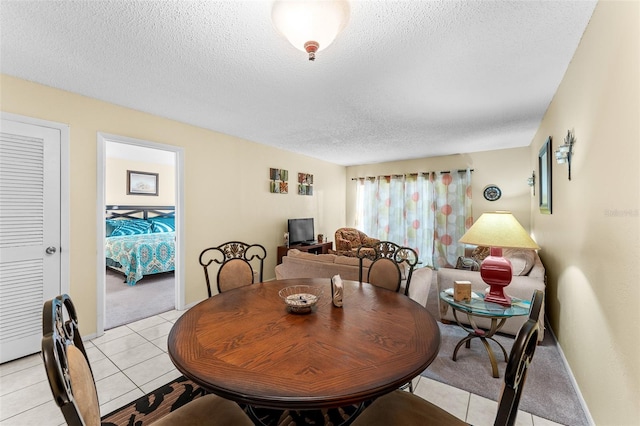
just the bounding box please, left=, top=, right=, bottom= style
left=45, top=246, right=57, bottom=254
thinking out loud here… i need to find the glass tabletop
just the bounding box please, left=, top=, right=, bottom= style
left=439, top=289, right=531, bottom=318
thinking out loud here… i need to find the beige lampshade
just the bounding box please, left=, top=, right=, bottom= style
left=459, top=211, right=540, bottom=250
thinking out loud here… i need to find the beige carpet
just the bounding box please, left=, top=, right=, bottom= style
left=105, top=268, right=175, bottom=329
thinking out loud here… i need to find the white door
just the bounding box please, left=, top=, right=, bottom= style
left=0, top=119, right=61, bottom=363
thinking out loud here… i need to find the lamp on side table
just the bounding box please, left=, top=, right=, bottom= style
left=459, top=211, right=540, bottom=306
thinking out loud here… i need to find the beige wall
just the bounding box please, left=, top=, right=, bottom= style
left=0, top=75, right=346, bottom=336
left=529, top=1, right=639, bottom=424
left=346, top=147, right=533, bottom=231
left=106, top=157, right=176, bottom=206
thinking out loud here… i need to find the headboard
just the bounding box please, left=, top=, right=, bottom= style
left=105, top=205, right=174, bottom=220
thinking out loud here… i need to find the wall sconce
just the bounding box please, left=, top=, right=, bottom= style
left=555, top=130, right=575, bottom=180
left=527, top=171, right=535, bottom=195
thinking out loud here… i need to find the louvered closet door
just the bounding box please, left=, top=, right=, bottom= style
left=0, top=119, right=61, bottom=363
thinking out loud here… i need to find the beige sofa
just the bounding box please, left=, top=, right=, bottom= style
left=436, top=248, right=546, bottom=340
left=275, top=249, right=433, bottom=307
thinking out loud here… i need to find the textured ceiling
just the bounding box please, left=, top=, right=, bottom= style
left=0, top=1, right=597, bottom=166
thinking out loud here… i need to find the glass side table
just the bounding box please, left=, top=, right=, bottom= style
left=439, top=289, right=531, bottom=378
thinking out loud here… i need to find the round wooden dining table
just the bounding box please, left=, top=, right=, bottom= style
left=168, top=278, right=440, bottom=410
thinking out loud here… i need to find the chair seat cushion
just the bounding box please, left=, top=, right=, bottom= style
left=153, top=394, right=253, bottom=426
left=352, top=391, right=468, bottom=425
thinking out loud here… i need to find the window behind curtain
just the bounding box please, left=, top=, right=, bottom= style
left=355, top=170, right=472, bottom=268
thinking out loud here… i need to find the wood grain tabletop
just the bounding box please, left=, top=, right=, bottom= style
left=168, top=278, right=440, bottom=409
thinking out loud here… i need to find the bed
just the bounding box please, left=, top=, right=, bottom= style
left=105, top=205, right=175, bottom=285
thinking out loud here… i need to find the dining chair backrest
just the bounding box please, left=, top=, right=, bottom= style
left=42, top=294, right=255, bottom=426
left=357, top=241, right=418, bottom=295
left=495, top=289, right=544, bottom=425
left=199, top=241, right=267, bottom=296
left=42, top=294, right=102, bottom=426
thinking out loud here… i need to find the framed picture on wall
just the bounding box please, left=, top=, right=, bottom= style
left=127, top=170, right=158, bottom=196
left=538, top=137, right=552, bottom=214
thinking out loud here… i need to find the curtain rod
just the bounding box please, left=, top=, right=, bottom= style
left=350, top=169, right=474, bottom=181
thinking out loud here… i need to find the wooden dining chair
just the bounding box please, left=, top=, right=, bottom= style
left=41, top=294, right=253, bottom=426
left=351, top=290, right=544, bottom=426
left=199, top=241, right=267, bottom=296
left=357, top=241, right=418, bottom=295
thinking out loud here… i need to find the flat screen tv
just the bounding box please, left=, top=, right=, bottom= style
left=288, top=218, right=315, bottom=245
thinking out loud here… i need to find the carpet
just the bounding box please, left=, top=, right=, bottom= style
left=101, top=376, right=364, bottom=426
left=422, top=277, right=588, bottom=426
left=105, top=268, right=175, bottom=329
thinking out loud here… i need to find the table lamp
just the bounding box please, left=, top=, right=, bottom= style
left=458, top=211, right=540, bottom=306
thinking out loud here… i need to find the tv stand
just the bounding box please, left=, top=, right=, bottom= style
left=277, top=242, right=333, bottom=265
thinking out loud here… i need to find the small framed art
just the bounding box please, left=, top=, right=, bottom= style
left=127, top=170, right=158, bottom=196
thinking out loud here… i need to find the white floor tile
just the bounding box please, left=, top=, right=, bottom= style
left=90, top=324, right=134, bottom=345
left=100, top=388, right=145, bottom=417
left=159, top=309, right=186, bottom=322
left=95, top=372, right=138, bottom=405
left=0, top=354, right=41, bottom=378
left=0, top=381, right=53, bottom=421
left=140, top=368, right=183, bottom=394
left=515, top=412, right=535, bottom=426
left=85, top=345, right=107, bottom=364
left=108, top=341, right=164, bottom=371
left=123, top=352, right=177, bottom=387
left=0, top=400, right=65, bottom=426
left=150, top=334, right=169, bottom=352
left=93, top=332, right=148, bottom=357
left=0, top=363, right=46, bottom=397
left=533, top=414, right=566, bottom=426
left=415, top=377, right=470, bottom=421
left=466, top=393, right=498, bottom=425
left=91, top=357, right=120, bottom=381
left=126, top=315, right=168, bottom=332
left=136, top=321, right=173, bottom=341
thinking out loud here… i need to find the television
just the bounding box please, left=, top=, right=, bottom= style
left=288, top=218, right=315, bottom=245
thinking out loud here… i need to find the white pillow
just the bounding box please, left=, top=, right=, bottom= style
left=503, top=248, right=536, bottom=276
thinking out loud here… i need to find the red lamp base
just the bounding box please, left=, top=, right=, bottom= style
left=479, top=247, right=513, bottom=306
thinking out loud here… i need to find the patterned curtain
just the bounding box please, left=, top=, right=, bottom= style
left=355, top=169, right=472, bottom=268
left=431, top=169, right=473, bottom=268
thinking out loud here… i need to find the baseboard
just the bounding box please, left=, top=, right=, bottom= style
left=545, top=317, right=595, bottom=426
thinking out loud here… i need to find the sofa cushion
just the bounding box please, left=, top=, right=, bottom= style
left=288, top=249, right=336, bottom=263
left=335, top=255, right=372, bottom=268
left=503, top=248, right=537, bottom=276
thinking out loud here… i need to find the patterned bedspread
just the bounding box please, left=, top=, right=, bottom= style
left=105, top=232, right=175, bottom=285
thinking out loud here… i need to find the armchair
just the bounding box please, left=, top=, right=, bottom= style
left=334, top=227, right=380, bottom=257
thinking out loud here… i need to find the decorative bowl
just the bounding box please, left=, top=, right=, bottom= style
left=279, top=285, right=322, bottom=314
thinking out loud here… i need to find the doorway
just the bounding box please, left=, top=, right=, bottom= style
left=97, top=133, right=185, bottom=335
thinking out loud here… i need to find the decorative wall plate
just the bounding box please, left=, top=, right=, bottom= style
left=483, top=185, right=502, bottom=201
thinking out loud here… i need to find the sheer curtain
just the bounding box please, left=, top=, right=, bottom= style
left=355, top=169, right=472, bottom=268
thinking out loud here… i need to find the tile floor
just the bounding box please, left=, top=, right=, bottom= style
left=0, top=309, right=564, bottom=426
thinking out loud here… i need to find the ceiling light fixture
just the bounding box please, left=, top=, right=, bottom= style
left=271, top=0, right=350, bottom=61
